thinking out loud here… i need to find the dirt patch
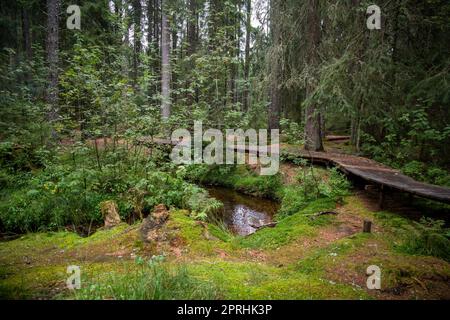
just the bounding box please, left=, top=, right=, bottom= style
left=280, top=163, right=299, bottom=185
left=264, top=216, right=365, bottom=267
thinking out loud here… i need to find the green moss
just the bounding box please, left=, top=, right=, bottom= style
left=0, top=265, right=66, bottom=299
left=295, top=233, right=373, bottom=276
left=188, top=260, right=369, bottom=300
left=1, top=193, right=448, bottom=300
left=239, top=199, right=336, bottom=249
left=0, top=223, right=131, bottom=263
left=168, top=210, right=236, bottom=255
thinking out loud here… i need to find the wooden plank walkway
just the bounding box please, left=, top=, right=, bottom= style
left=281, top=146, right=450, bottom=205
left=139, top=137, right=450, bottom=205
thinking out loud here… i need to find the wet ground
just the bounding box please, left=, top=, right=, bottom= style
left=206, top=187, right=279, bottom=236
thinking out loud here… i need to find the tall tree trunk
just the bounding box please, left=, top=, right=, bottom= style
left=22, top=8, right=32, bottom=61
left=46, top=0, right=60, bottom=137
left=268, top=0, right=281, bottom=131
left=147, top=0, right=154, bottom=52
left=161, top=7, right=171, bottom=120
left=21, top=7, right=32, bottom=84
left=227, top=5, right=238, bottom=106
left=153, top=0, right=160, bottom=49
left=303, top=0, right=323, bottom=151
left=187, top=0, right=198, bottom=56
left=172, top=14, right=178, bottom=51
left=122, top=0, right=131, bottom=78
left=186, top=0, right=198, bottom=105
left=132, top=0, right=142, bottom=90
left=243, top=0, right=251, bottom=112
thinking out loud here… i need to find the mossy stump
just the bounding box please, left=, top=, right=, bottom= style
left=100, top=200, right=121, bottom=229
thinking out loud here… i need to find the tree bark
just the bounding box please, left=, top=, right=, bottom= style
left=147, top=0, right=154, bottom=53
left=187, top=0, right=198, bottom=56
left=161, top=7, right=171, bottom=120
left=243, top=0, right=251, bottom=112
left=22, top=8, right=32, bottom=61
left=303, top=0, right=323, bottom=151
left=132, top=0, right=142, bottom=89
left=153, top=0, right=160, bottom=49
left=268, top=0, right=281, bottom=131
left=46, top=0, right=60, bottom=136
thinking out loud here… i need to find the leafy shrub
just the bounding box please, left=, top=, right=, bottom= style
left=280, top=118, right=304, bottom=145
left=233, top=174, right=282, bottom=199
left=183, top=185, right=223, bottom=221
left=401, top=161, right=427, bottom=182
left=277, top=167, right=350, bottom=219
left=401, top=161, right=450, bottom=187
left=182, top=164, right=282, bottom=199
left=398, top=218, right=450, bottom=262
left=0, top=170, right=107, bottom=233
left=319, top=168, right=352, bottom=203
left=0, top=145, right=224, bottom=233
left=426, top=166, right=450, bottom=187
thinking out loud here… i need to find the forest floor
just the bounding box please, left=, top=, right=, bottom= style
left=1, top=159, right=449, bottom=300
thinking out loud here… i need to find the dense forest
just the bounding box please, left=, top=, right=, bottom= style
left=0, top=0, right=450, bottom=301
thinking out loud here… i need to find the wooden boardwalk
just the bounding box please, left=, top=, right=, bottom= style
left=140, top=137, right=450, bottom=205
left=281, top=146, right=450, bottom=205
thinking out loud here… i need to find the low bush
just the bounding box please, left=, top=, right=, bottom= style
left=398, top=217, right=450, bottom=262
left=277, top=167, right=350, bottom=219
left=0, top=146, right=224, bottom=233
left=181, top=164, right=282, bottom=199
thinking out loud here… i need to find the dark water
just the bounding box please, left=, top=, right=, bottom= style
left=206, top=187, right=279, bottom=236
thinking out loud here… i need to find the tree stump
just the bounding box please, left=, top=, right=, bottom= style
left=100, top=201, right=121, bottom=229
left=363, top=220, right=373, bottom=233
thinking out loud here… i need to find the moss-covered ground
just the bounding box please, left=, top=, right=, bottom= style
left=1, top=165, right=449, bottom=300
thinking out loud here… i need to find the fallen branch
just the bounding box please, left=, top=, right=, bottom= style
left=309, top=211, right=339, bottom=220
left=250, top=222, right=278, bottom=230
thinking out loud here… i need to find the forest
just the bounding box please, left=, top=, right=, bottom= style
left=0, top=0, right=449, bottom=301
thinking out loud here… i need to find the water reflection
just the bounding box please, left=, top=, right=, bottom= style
left=207, top=187, right=279, bottom=236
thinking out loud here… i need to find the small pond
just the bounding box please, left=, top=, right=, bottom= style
left=206, top=187, right=279, bottom=236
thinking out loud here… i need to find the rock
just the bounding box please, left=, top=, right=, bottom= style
left=140, top=204, right=170, bottom=243
left=100, top=201, right=121, bottom=229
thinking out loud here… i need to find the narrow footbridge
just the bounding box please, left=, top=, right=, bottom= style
left=281, top=146, right=450, bottom=205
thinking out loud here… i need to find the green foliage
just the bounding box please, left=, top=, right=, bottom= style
left=74, top=257, right=221, bottom=300
left=398, top=218, right=450, bottom=262
left=277, top=167, right=350, bottom=219
left=280, top=118, right=304, bottom=145
left=0, top=145, right=223, bottom=233
left=182, top=164, right=282, bottom=199
left=184, top=186, right=223, bottom=221
left=401, top=161, right=450, bottom=187
left=362, top=107, right=450, bottom=174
